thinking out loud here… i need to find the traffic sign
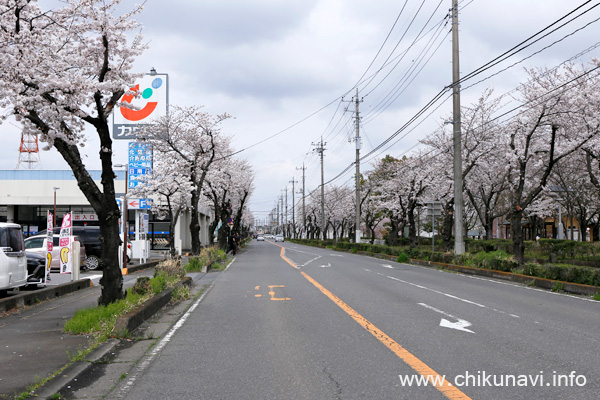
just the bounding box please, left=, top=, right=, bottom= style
left=116, top=198, right=151, bottom=210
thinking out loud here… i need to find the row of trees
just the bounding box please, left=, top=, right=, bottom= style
left=134, top=106, right=255, bottom=258
left=286, top=61, right=600, bottom=265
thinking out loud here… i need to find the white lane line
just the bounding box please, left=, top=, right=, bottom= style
left=115, top=258, right=233, bottom=398
left=365, top=269, right=523, bottom=319
left=419, top=303, right=475, bottom=334
left=386, top=275, right=487, bottom=308
left=382, top=264, right=394, bottom=269
left=282, top=248, right=321, bottom=267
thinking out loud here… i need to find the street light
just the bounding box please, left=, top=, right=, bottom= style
left=53, top=187, right=60, bottom=227
left=114, top=164, right=128, bottom=270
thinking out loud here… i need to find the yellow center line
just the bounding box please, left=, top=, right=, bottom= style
left=272, top=242, right=471, bottom=400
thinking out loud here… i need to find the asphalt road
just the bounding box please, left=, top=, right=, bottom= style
left=91, top=241, right=599, bottom=399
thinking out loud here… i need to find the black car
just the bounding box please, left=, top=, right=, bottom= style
left=25, top=251, right=46, bottom=286
left=41, top=226, right=103, bottom=270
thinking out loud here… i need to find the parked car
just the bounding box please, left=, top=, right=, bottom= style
left=24, top=234, right=87, bottom=272
left=256, top=236, right=265, bottom=241
left=40, top=226, right=102, bottom=270
left=25, top=251, right=46, bottom=286
left=0, top=222, right=27, bottom=295
left=275, top=235, right=284, bottom=242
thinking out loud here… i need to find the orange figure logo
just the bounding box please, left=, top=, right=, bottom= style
left=120, top=84, right=158, bottom=121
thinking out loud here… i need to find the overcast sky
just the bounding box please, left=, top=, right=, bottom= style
left=3, top=0, right=600, bottom=225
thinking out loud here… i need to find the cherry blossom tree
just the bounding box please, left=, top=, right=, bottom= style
left=203, top=157, right=254, bottom=249
left=499, top=63, right=600, bottom=263
left=0, top=0, right=146, bottom=304
left=133, top=155, right=193, bottom=257
left=140, top=105, right=231, bottom=255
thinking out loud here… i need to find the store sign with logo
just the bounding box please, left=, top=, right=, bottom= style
left=113, top=73, right=168, bottom=139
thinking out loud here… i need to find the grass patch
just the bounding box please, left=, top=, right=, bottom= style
left=171, top=284, right=191, bottom=302
left=551, top=281, right=565, bottom=292
left=593, top=294, right=600, bottom=301
left=65, top=259, right=186, bottom=340
left=185, top=247, right=227, bottom=272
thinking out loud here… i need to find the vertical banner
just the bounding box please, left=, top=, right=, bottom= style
left=59, top=213, right=73, bottom=274
left=45, top=211, right=53, bottom=284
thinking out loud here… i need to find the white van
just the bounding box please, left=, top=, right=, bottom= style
left=0, top=223, right=27, bottom=294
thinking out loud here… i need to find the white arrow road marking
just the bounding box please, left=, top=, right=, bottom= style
left=418, top=303, right=475, bottom=334
left=330, top=254, right=344, bottom=257
left=382, top=264, right=394, bottom=269
left=320, top=263, right=332, bottom=268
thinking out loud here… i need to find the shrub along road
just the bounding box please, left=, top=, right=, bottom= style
left=85, top=240, right=600, bottom=400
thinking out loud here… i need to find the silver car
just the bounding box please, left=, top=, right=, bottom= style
left=0, top=223, right=27, bottom=294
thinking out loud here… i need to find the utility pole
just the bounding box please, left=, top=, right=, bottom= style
left=290, top=178, right=298, bottom=238
left=297, top=163, right=306, bottom=236
left=280, top=194, right=284, bottom=234
left=343, top=89, right=363, bottom=243
left=284, top=187, right=288, bottom=236
left=452, top=0, right=465, bottom=254
left=312, top=138, right=326, bottom=240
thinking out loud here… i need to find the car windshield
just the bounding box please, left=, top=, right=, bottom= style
left=0, top=226, right=24, bottom=252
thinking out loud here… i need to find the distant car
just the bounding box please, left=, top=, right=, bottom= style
left=256, top=236, right=265, bottom=241
left=24, top=234, right=87, bottom=272
left=275, top=235, right=284, bottom=242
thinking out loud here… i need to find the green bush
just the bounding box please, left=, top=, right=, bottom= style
left=131, top=276, right=151, bottom=296
left=186, top=256, right=206, bottom=272
left=463, top=250, right=516, bottom=272
left=150, top=272, right=168, bottom=294
left=397, top=252, right=409, bottom=263
left=522, top=262, right=600, bottom=286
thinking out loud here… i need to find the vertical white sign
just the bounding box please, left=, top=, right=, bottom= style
left=59, top=213, right=73, bottom=274
left=45, top=211, right=53, bottom=284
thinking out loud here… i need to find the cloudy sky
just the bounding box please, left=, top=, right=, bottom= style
left=3, top=0, right=600, bottom=225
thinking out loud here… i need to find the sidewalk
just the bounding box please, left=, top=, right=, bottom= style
left=0, top=259, right=201, bottom=400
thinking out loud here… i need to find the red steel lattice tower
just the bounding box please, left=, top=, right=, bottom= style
left=16, top=131, right=41, bottom=169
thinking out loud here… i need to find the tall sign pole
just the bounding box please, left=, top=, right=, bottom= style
left=452, top=0, right=465, bottom=254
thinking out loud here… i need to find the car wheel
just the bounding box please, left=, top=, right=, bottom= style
left=127, top=255, right=131, bottom=264
left=85, top=255, right=101, bottom=270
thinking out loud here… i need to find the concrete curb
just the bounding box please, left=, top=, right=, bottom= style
left=34, top=339, right=120, bottom=400
left=409, top=259, right=600, bottom=296
left=0, top=259, right=161, bottom=314
left=113, top=276, right=193, bottom=336
left=0, top=279, right=92, bottom=313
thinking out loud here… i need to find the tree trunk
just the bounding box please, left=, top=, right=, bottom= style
left=442, top=203, right=454, bottom=252
left=387, top=216, right=400, bottom=246
left=510, top=210, right=525, bottom=264
left=408, top=207, right=418, bottom=249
